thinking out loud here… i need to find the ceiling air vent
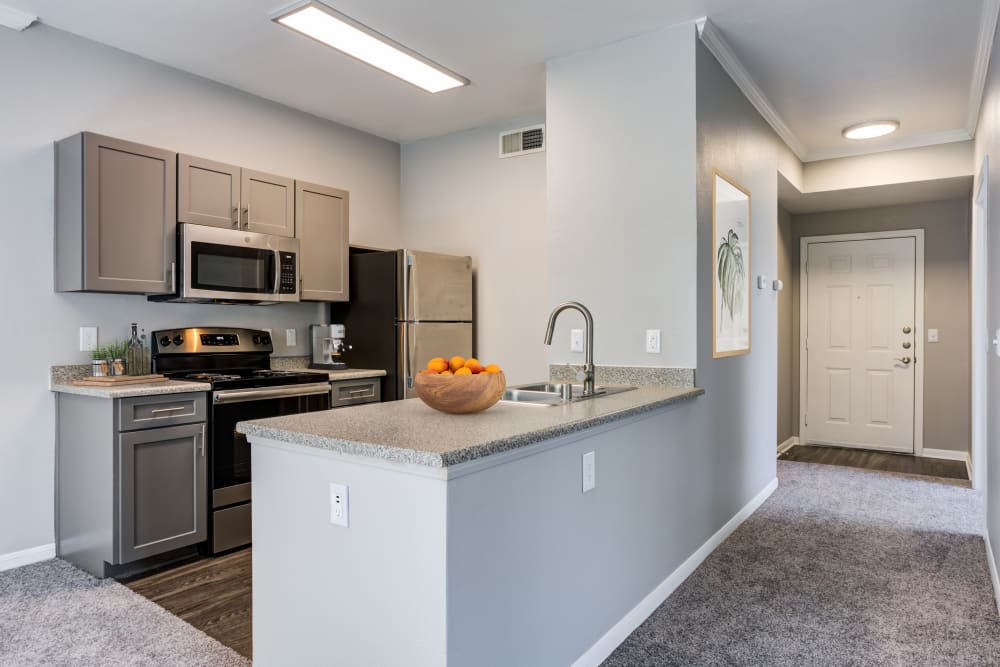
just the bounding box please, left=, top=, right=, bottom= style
left=499, top=124, right=545, bottom=158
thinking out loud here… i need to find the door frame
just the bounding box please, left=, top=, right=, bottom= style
left=799, top=229, right=926, bottom=455
left=972, top=155, right=989, bottom=490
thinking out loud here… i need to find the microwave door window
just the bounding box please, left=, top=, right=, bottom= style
left=191, top=242, right=272, bottom=293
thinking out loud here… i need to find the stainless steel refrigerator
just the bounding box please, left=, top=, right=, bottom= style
left=331, top=249, right=473, bottom=400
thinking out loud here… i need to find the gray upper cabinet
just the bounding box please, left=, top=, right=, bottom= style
left=55, top=132, right=176, bottom=294
left=244, top=169, right=295, bottom=237
left=177, top=154, right=240, bottom=229
left=178, top=156, right=294, bottom=237
left=295, top=181, right=349, bottom=302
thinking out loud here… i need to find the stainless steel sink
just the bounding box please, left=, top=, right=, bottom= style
left=502, top=382, right=636, bottom=406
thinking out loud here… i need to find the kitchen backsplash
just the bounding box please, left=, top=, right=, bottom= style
left=51, top=355, right=317, bottom=388
left=549, top=364, right=695, bottom=388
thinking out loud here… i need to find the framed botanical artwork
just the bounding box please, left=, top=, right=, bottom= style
left=712, top=170, right=751, bottom=358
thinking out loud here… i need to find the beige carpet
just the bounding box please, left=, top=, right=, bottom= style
left=0, top=558, right=248, bottom=667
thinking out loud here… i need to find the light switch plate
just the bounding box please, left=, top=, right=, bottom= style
left=570, top=329, right=584, bottom=353
left=79, top=327, right=97, bottom=352
left=927, top=329, right=939, bottom=343
left=285, top=328, right=297, bottom=346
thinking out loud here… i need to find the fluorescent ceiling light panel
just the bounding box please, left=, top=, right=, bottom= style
left=842, top=120, right=900, bottom=140
left=0, top=3, right=38, bottom=31
left=272, top=2, right=467, bottom=93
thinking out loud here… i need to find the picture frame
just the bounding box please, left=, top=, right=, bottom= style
left=712, top=170, right=751, bottom=358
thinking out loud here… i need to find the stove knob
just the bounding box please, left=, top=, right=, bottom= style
left=173, top=335, right=184, bottom=346
left=262, top=335, right=272, bottom=345
left=252, top=335, right=262, bottom=345
left=159, top=336, right=171, bottom=347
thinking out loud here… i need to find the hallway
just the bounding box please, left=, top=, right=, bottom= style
left=604, top=461, right=999, bottom=666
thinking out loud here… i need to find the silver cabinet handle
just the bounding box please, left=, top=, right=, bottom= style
left=241, top=207, right=248, bottom=229
left=347, top=388, right=370, bottom=396
left=198, top=433, right=205, bottom=457
left=151, top=406, right=186, bottom=414
left=894, top=357, right=912, bottom=365
left=169, top=262, right=176, bottom=292
left=232, top=206, right=240, bottom=227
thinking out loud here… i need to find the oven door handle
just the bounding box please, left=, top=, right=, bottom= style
left=213, top=382, right=332, bottom=404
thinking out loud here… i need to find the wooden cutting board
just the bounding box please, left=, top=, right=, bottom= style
left=72, top=374, right=168, bottom=387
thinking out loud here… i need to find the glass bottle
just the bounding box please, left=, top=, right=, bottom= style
left=127, top=323, right=143, bottom=376
left=141, top=328, right=151, bottom=376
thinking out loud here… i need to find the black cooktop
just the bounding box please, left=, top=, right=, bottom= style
left=168, top=368, right=331, bottom=390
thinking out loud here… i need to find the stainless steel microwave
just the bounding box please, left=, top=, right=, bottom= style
left=154, top=224, right=300, bottom=304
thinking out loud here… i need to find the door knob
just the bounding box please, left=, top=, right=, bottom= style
left=894, top=356, right=911, bottom=365
left=902, top=342, right=911, bottom=349
left=902, top=326, right=912, bottom=334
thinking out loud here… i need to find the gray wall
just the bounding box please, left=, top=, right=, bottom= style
left=777, top=207, right=795, bottom=446
left=694, top=37, right=788, bottom=510
left=400, top=118, right=549, bottom=385
left=0, top=25, right=401, bottom=557
left=788, top=200, right=972, bottom=453
left=546, top=24, right=698, bottom=369
left=973, top=18, right=1000, bottom=597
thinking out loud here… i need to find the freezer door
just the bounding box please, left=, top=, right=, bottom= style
left=404, top=250, right=473, bottom=322
left=400, top=322, right=473, bottom=398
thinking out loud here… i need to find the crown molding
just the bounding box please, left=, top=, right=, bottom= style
left=966, top=0, right=1000, bottom=136
left=804, top=128, right=972, bottom=163
left=0, top=3, right=37, bottom=31
left=695, top=17, right=807, bottom=160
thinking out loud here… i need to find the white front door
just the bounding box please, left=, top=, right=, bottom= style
left=803, top=237, right=917, bottom=452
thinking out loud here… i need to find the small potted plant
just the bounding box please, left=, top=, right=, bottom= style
left=105, top=340, right=128, bottom=376
left=91, top=346, right=109, bottom=377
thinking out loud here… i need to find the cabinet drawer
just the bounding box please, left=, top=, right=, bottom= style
left=118, top=393, right=206, bottom=431
left=330, top=378, right=380, bottom=408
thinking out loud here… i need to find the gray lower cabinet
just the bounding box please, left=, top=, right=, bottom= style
left=118, top=423, right=206, bottom=564
left=330, top=378, right=380, bottom=407
left=55, top=132, right=177, bottom=294
left=178, top=154, right=294, bottom=236
left=56, top=391, right=208, bottom=578
left=296, top=180, right=349, bottom=301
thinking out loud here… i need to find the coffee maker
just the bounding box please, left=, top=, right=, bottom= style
left=310, top=324, right=349, bottom=370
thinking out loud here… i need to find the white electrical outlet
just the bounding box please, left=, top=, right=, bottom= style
left=582, top=451, right=596, bottom=492
left=570, top=329, right=584, bottom=353
left=329, top=483, right=349, bottom=527
left=79, top=327, right=98, bottom=352
left=927, top=328, right=939, bottom=343
left=286, top=328, right=297, bottom=346
left=645, top=329, right=661, bottom=354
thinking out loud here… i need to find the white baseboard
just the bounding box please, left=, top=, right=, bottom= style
left=0, top=543, right=55, bottom=573
left=571, top=477, right=779, bottom=667
left=987, top=533, right=1000, bottom=617
left=777, top=437, right=799, bottom=454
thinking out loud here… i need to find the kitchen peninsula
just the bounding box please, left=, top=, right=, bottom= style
left=241, top=384, right=706, bottom=666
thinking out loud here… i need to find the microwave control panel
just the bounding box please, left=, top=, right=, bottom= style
left=279, top=252, right=297, bottom=294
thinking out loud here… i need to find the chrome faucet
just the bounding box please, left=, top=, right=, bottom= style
left=543, top=301, right=596, bottom=396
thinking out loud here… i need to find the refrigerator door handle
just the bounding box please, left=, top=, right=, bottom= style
left=406, top=252, right=416, bottom=322
left=405, top=322, right=414, bottom=389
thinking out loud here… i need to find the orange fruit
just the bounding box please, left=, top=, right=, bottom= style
left=464, top=358, right=483, bottom=373
left=418, top=368, right=436, bottom=375
left=426, top=357, right=449, bottom=373
left=440, top=370, right=454, bottom=376
left=449, top=356, right=466, bottom=372
left=454, top=367, right=473, bottom=375
left=484, top=364, right=501, bottom=374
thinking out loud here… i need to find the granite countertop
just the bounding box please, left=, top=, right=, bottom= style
left=52, top=380, right=212, bottom=399
left=239, top=385, right=703, bottom=468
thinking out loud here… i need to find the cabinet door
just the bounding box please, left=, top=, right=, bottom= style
left=177, top=154, right=240, bottom=229
left=83, top=133, right=176, bottom=294
left=242, top=168, right=294, bottom=237
left=117, top=423, right=206, bottom=563
left=296, top=181, right=349, bottom=301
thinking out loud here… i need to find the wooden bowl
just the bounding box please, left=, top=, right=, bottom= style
left=413, top=372, right=506, bottom=414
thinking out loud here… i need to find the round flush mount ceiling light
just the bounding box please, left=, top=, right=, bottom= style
left=842, top=120, right=900, bottom=140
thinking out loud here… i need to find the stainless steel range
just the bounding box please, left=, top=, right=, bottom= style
left=152, top=327, right=331, bottom=553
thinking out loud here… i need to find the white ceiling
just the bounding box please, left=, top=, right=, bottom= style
left=8, top=0, right=997, bottom=157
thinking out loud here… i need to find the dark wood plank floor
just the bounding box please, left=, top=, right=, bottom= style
left=779, top=444, right=968, bottom=481
left=125, top=548, right=252, bottom=659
